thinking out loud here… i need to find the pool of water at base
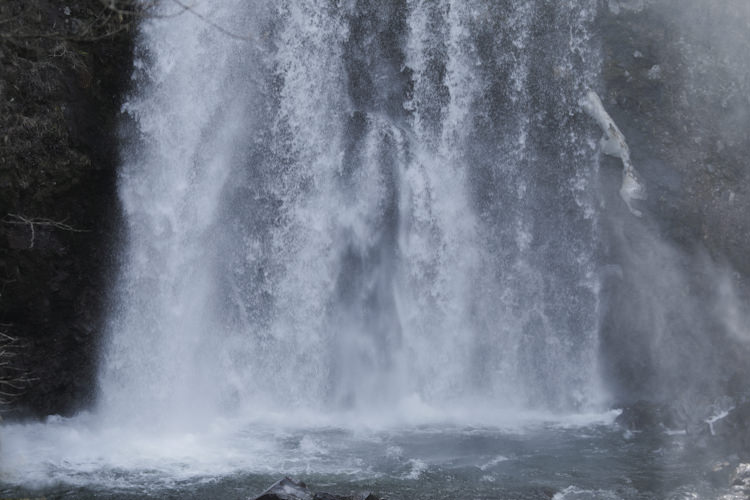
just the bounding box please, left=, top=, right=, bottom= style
left=0, top=418, right=739, bottom=500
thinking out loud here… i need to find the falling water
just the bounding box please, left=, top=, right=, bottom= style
left=96, top=0, right=604, bottom=425
left=1, top=1, right=635, bottom=496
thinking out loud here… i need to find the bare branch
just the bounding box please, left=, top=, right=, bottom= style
left=3, top=214, right=88, bottom=249
left=0, top=330, right=31, bottom=409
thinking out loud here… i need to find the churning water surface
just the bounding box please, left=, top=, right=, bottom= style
left=0, top=410, right=738, bottom=499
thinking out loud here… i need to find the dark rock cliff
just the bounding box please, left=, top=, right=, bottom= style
left=0, top=0, right=135, bottom=417
left=597, top=0, right=750, bottom=410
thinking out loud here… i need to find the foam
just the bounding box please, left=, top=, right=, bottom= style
left=0, top=406, right=619, bottom=489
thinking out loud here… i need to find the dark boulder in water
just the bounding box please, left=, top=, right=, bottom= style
left=615, top=400, right=686, bottom=432
left=251, top=478, right=381, bottom=500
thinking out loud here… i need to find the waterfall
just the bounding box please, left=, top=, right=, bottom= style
left=98, top=0, right=605, bottom=427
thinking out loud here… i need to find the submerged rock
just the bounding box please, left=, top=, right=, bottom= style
left=250, top=478, right=382, bottom=500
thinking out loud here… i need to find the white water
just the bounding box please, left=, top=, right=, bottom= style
left=580, top=90, right=646, bottom=217
left=98, top=0, right=605, bottom=422
left=0, top=409, right=621, bottom=489
left=2, top=0, right=611, bottom=489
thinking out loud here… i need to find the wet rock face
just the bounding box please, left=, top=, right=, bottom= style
left=711, top=403, right=750, bottom=460
left=614, top=399, right=750, bottom=462
left=614, top=400, right=685, bottom=432
left=598, top=0, right=750, bottom=268
left=250, top=478, right=381, bottom=500
left=596, top=0, right=750, bottom=411
left=0, top=0, right=134, bottom=417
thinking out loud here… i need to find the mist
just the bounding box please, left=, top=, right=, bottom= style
left=597, top=0, right=750, bottom=413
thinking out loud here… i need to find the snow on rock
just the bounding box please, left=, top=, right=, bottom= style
left=580, top=89, right=646, bottom=217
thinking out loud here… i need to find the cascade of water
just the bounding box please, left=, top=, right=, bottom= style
left=97, top=0, right=270, bottom=424
left=99, top=0, right=605, bottom=426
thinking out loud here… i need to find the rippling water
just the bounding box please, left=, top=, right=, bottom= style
left=0, top=411, right=739, bottom=499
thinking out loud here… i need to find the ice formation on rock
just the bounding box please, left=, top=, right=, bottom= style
left=580, top=90, right=646, bottom=217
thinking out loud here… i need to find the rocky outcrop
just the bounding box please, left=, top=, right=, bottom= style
left=596, top=0, right=750, bottom=413
left=614, top=400, right=686, bottom=432
left=0, top=1, right=136, bottom=417
left=251, top=478, right=382, bottom=500
left=598, top=0, right=750, bottom=264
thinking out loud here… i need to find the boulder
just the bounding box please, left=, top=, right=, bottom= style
left=250, top=478, right=382, bottom=500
